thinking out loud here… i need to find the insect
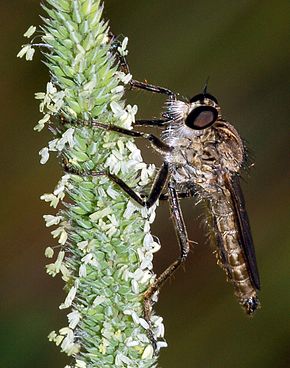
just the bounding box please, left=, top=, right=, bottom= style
left=63, top=39, right=260, bottom=319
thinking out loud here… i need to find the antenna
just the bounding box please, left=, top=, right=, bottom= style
left=203, top=76, right=210, bottom=95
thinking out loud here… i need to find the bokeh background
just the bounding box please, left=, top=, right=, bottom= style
left=1, top=1, right=289, bottom=367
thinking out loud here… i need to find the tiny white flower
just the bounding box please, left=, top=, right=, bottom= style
left=114, top=71, right=132, bottom=84
left=140, top=167, right=149, bottom=183
left=143, top=233, right=154, bottom=248
left=127, top=340, right=139, bottom=347
left=148, top=209, right=157, bottom=223
left=141, top=344, right=154, bottom=359
left=117, top=37, right=129, bottom=56
left=40, top=193, right=59, bottom=208
left=44, top=247, right=54, bottom=258
left=131, top=311, right=140, bottom=324
left=59, top=327, right=70, bottom=335
left=48, top=138, right=58, bottom=151
left=137, top=333, right=150, bottom=344
left=115, top=352, right=132, bottom=366
left=140, top=256, right=153, bottom=270
left=34, top=113, right=50, bottom=132
left=126, top=104, right=138, bottom=124
left=26, top=46, right=35, bottom=61
left=58, top=229, right=68, bottom=245
left=47, top=82, right=57, bottom=94
left=156, top=341, right=168, bottom=350
left=43, top=214, right=63, bottom=227
left=17, top=44, right=35, bottom=61
left=56, top=128, right=75, bottom=151
left=67, top=310, right=81, bottom=329
left=132, top=268, right=144, bottom=281
left=151, top=240, right=161, bottom=253
left=59, top=283, right=78, bottom=309
left=61, top=334, right=80, bottom=355
left=131, top=279, right=139, bottom=294
left=53, top=185, right=65, bottom=196
left=111, top=85, right=124, bottom=95
left=39, top=147, right=49, bottom=164
left=89, top=207, right=112, bottom=221
left=110, top=101, right=125, bottom=118
left=92, top=295, right=107, bottom=306
left=79, top=264, right=87, bottom=277
left=46, top=250, right=65, bottom=277
left=34, top=92, right=45, bottom=100
left=144, top=221, right=150, bottom=233
left=81, top=253, right=93, bottom=264
left=60, top=264, right=71, bottom=282
left=77, top=240, right=88, bottom=252
left=48, top=331, right=57, bottom=341
left=139, top=318, right=150, bottom=330
left=106, top=186, right=119, bottom=199
left=106, top=225, right=117, bottom=237
left=54, top=250, right=65, bottom=268
left=154, top=320, right=165, bottom=338
left=130, top=148, right=143, bottom=163
left=123, top=201, right=138, bottom=219
left=55, top=334, right=64, bottom=346
left=24, top=25, right=36, bottom=38
left=139, top=270, right=152, bottom=284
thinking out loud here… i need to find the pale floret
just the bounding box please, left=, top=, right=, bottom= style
left=44, top=247, right=54, bottom=258
left=17, top=44, right=35, bottom=61
left=67, top=310, right=81, bottom=329
left=141, top=344, right=154, bottom=360
left=59, top=281, right=79, bottom=309
left=24, top=25, right=36, bottom=38
left=117, top=37, right=129, bottom=56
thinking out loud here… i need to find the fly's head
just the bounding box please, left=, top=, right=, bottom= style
left=185, top=92, right=221, bottom=130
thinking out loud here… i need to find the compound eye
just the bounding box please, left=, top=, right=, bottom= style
left=189, top=93, right=218, bottom=104
left=185, top=106, right=218, bottom=130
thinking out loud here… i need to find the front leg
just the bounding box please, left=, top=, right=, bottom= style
left=91, top=121, right=173, bottom=155
left=130, top=79, right=175, bottom=98
left=64, top=162, right=170, bottom=209
left=134, top=119, right=171, bottom=128
left=109, top=34, right=176, bottom=98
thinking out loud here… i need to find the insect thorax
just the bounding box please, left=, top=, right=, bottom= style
left=162, top=118, right=244, bottom=196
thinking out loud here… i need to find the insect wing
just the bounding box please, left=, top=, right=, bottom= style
left=225, top=174, right=261, bottom=290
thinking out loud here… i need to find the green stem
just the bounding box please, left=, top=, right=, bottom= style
left=18, top=1, right=166, bottom=367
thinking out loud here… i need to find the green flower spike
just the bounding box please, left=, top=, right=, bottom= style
left=18, top=1, right=167, bottom=367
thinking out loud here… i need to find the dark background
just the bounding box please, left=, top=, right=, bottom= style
left=1, top=1, right=289, bottom=367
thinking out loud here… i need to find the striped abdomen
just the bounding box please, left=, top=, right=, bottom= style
left=208, top=186, right=260, bottom=315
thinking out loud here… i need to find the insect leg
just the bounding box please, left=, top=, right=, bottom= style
left=110, top=36, right=175, bottom=98
left=134, top=119, right=171, bottom=128
left=159, top=191, right=194, bottom=200
left=64, top=162, right=169, bottom=208
left=130, top=79, right=175, bottom=97
left=91, top=121, right=173, bottom=154
left=143, top=180, right=190, bottom=327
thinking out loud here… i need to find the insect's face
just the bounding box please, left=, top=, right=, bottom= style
left=185, top=93, right=219, bottom=130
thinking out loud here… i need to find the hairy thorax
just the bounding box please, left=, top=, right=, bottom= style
left=162, top=120, right=244, bottom=195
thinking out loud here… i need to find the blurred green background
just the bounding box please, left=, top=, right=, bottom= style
left=1, top=1, right=289, bottom=367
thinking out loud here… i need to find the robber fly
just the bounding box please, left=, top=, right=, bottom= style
left=63, top=39, right=260, bottom=316
left=67, top=82, right=261, bottom=317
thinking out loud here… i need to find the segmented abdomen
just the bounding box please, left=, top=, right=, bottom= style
left=208, top=192, right=259, bottom=314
